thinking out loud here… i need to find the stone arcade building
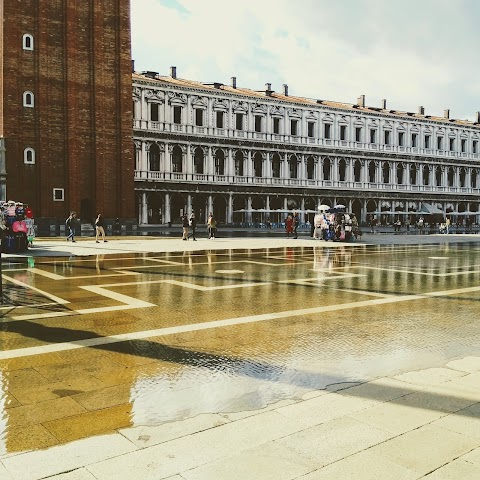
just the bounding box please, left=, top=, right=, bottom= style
left=133, top=68, right=480, bottom=227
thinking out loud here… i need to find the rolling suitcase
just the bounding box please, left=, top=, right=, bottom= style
left=14, top=232, right=28, bottom=252
left=2, top=234, right=16, bottom=253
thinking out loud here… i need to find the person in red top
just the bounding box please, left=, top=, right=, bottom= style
left=285, top=215, right=294, bottom=238
left=25, top=205, right=34, bottom=219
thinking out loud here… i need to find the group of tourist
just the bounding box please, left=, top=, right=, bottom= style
left=182, top=212, right=217, bottom=241
left=65, top=212, right=108, bottom=243
left=313, top=208, right=361, bottom=242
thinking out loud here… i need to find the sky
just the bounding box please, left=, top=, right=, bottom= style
left=131, top=0, right=480, bottom=121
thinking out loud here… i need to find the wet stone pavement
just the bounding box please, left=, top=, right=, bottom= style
left=2, top=241, right=480, bottom=478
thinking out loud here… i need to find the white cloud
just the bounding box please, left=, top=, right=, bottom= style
left=132, top=0, right=480, bottom=120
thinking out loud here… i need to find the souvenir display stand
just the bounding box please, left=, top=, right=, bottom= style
left=1, top=201, right=34, bottom=253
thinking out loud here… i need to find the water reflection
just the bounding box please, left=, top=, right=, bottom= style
left=1, top=244, right=480, bottom=453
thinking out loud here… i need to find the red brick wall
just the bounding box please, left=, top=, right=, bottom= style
left=1, top=0, right=134, bottom=220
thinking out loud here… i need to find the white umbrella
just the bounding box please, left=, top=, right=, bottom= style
left=318, top=204, right=330, bottom=212
left=334, top=204, right=346, bottom=209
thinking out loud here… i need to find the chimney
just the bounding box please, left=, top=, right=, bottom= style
left=357, top=95, right=365, bottom=107
left=265, top=83, right=272, bottom=96
left=170, top=66, right=177, bottom=79
left=381, top=99, right=387, bottom=110
left=231, top=76, right=237, bottom=88
left=131, top=59, right=135, bottom=73
left=444, top=109, right=450, bottom=119
left=282, top=84, right=288, bottom=96
left=418, top=106, right=425, bottom=115
left=476, top=112, right=480, bottom=123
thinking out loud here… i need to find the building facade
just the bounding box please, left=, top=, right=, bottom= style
left=133, top=69, right=480, bottom=226
left=0, top=0, right=135, bottom=223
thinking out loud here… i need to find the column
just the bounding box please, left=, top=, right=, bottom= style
left=332, top=157, right=339, bottom=182
left=284, top=153, right=290, bottom=179
left=405, top=163, right=411, bottom=187
left=300, top=154, right=306, bottom=181
left=187, top=194, right=192, bottom=215
left=227, top=148, right=234, bottom=177
left=227, top=193, right=233, bottom=224
left=207, top=147, right=214, bottom=176
left=266, top=195, right=270, bottom=211
left=164, top=193, right=171, bottom=224
left=466, top=168, right=472, bottom=190
left=442, top=166, right=447, bottom=187
left=141, top=192, right=148, bottom=224
left=207, top=195, right=213, bottom=216
left=164, top=142, right=171, bottom=173
left=247, top=150, right=253, bottom=178
left=265, top=152, right=271, bottom=179
left=346, top=159, right=353, bottom=183
left=186, top=145, right=193, bottom=176
left=361, top=199, right=367, bottom=224
left=141, top=141, right=148, bottom=171
left=375, top=161, right=381, bottom=184
left=418, top=163, right=424, bottom=186
left=247, top=196, right=252, bottom=223
left=362, top=160, right=368, bottom=183
left=300, top=198, right=305, bottom=223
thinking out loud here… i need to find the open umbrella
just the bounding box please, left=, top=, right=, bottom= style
left=334, top=204, right=346, bottom=209
left=317, top=204, right=330, bottom=212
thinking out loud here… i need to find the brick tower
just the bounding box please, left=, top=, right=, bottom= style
left=0, top=0, right=135, bottom=224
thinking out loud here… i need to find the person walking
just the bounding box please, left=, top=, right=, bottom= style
left=182, top=213, right=189, bottom=240
left=207, top=212, right=217, bottom=239
left=292, top=212, right=299, bottom=239
left=285, top=215, right=294, bottom=238
left=66, top=212, right=77, bottom=242
left=188, top=211, right=197, bottom=241
left=95, top=213, right=108, bottom=243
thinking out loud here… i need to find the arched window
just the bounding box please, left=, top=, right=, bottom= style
left=354, top=160, right=362, bottom=182
left=447, top=167, right=455, bottom=187
left=338, top=159, right=346, bottom=181
left=435, top=167, right=442, bottom=186
left=271, top=154, right=281, bottom=178
left=289, top=155, right=298, bottom=179
left=235, top=151, right=244, bottom=176
left=24, top=147, right=35, bottom=164
left=172, top=146, right=183, bottom=173
left=323, top=158, right=331, bottom=180
left=23, top=91, right=34, bottom=107
left=194, top=147, right=204, bottom=174
left=423, top=165, right=430, bottom=186
left=382, top=163, right=390, bottom=184
left=215, top=149, right=225, bottom=175
left=306, top=156, right=315, bottom=180
left=149, top=144, right=160, bottom=171
left=368, top=161, right=376, bottom=183
left=23, top=34, right=34, bottom=51
left=410, top=164, right=417, bottom=185
left=253, top=152, right=263, bottom=177
left=396, top=164, right=404, bottom=184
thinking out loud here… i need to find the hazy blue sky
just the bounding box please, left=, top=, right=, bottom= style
left=131, top=0, right=480, bottom=120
